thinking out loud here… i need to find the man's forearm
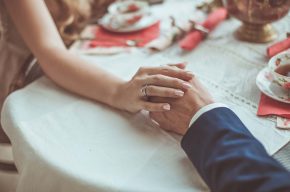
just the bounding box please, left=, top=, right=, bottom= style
left=182, top=107, right=290, bottom=192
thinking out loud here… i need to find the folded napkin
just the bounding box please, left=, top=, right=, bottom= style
left=88, top=22, right=160, bottom=48
left=267, top=37, right=290, bottom=58
left=257, top=94, right=290, bottom=119
left=146, top=18, right=193, bottom=51
left=179, top=8, right=228, bottom=51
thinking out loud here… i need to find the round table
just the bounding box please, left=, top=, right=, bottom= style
left=2, top=0, right=290, bottom=191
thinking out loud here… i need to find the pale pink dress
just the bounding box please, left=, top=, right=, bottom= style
left=0, top=2, right=35, bottom=142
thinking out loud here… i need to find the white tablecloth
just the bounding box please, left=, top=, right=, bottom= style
left=2, top=0, right=290, bottom=191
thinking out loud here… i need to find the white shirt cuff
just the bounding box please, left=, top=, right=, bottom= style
left=189, top=103, right=228, bottom=127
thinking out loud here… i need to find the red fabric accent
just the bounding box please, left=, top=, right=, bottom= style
left=267, top=38, right=290, bottom=58
left=257, top=94, right=290, bottom=119
left=89, top=21, right=160, bottom=48
left=179, top=8, right=228, bottom=51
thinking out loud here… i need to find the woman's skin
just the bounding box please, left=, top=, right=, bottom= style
left=4, top=0, right=193, bottom=113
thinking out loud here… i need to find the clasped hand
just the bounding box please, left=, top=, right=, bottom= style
left=150, top=78, right=214, bottom=135
left=115, top=63, right=214, bottom=136
left=114, top=63, right=194, bottom=113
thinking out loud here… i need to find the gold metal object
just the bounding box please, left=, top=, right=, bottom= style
left=235, top=23, right=277, bottom=43
left=223, top=0, right=290, bottom=43
left=141, top=84, right=148, bottom=98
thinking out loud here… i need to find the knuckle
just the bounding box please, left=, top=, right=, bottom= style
left=165, top=89, right=174, bottom=96
left=161, top=67, right=170, bottom=74
left=138, top=67, right=147, bottom=74
left=151, top=75, right=160, bottom=82
left=134, top=76, right=143, bottom=83
left=161, top=65, right=170, bottom=70
left=167, top=64, right=178, bottom=69
left=136, top=68, right=142, bottom=74
left=173, top=78, right=182, bottom=85
left=153, top=74, right=164, bottom=81
left=164, top=65, right=175, bottom=70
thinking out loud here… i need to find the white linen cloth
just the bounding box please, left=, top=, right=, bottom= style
left=2, top=0, right=290, bottom=191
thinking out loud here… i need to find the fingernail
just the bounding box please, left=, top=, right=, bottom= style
left=163, top=104, right=170, bottom=111
left=175, top=90, right=184, bottom=96
left=182, top=82, right=192, bottom=89
left=186, top=71, right=194, bottom=77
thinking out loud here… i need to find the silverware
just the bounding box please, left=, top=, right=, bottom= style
left=169, top=16, right=209, bottom=40
left=189, top=21, right=209, bottom=36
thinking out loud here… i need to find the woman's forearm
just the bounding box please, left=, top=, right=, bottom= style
left=37, top=46, right=124, bottom=108
left=4, top=0, right=124, bottom=108
left=5, top=0, right=194, bottom=113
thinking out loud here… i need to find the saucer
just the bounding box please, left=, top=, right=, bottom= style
left=99, top=14, right=158, bottom=33
left=256, top=67, right=290, bottom=104
left=108, top=1, right=149, bottom=15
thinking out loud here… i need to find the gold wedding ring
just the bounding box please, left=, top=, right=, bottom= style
left=141, top=84, right=148, bottom=99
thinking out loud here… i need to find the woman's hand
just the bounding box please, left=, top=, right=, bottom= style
left=113, top=64, right=194, bottom=113
left=3, top=0, right=191, bottom=113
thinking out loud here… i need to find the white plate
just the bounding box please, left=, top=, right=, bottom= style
left=99, top=15, right=158, bottom=33
left=108, top=1, right=149, bottom=15
left=256, top=67, right=290, bottom=104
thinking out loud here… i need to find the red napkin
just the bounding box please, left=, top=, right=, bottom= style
left=267, top=37, right=290, bottom=58
left=89, top=22, right=160, bottom=48
left=257, top=94, right=290, bottom=119
left=179, top=8, right=228, bottom=51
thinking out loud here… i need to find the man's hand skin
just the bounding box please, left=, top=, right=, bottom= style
left=149, top=77, right=214, bottom=135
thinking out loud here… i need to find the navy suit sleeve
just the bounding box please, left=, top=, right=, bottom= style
left=181, top=107, right=290, bottom=192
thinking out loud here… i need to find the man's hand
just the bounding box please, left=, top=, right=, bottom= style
left=149, top=77, right=214, bottom=135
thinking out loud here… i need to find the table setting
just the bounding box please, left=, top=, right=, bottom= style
left=77, top=0, right=290, bottom=129
left=2, top=0, right=290, bottom=191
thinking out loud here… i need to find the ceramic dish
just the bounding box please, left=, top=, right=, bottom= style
left=268, top=51, right=290, bottom=89
left=256, top=67, right=290, bottom=104
left=99, top=14, right=158, bottom=33
left=108, top=1, right=149, bottom=15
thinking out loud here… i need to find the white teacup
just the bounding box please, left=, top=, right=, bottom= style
left=268, top=51, right=290, bottom=89
left=108, top=1, right=149, bottom=25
